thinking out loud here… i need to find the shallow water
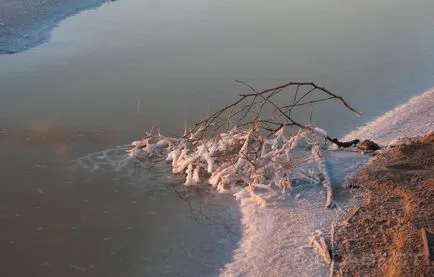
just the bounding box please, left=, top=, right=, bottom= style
left=0, top=131, right=240, bottom=277
left=1, top=0, right=434, bottom=276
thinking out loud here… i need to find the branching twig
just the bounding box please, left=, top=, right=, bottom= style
left=122, top=81, right=361, bottom=208
left=187, top=81, right=361, bottom=149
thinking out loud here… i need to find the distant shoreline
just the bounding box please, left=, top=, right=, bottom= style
left=0, top=0, right=110, bottom=54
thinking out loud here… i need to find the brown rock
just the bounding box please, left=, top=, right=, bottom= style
left=358, top=139, right=380, bottom=151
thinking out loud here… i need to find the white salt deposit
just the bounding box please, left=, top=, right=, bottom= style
left=219, top=89, right=433, bottom=277
left=220, top=151, right=369, bottom=277
left=343, top=89, right=434, bottom=145
left=70, top=88, right=433, bottom=277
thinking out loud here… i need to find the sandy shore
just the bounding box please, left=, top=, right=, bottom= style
left=220, top=89, right=433, bottom=276
left=334, top=133, right=434, bottom=276
left=0, top=0, right=109, bottom=54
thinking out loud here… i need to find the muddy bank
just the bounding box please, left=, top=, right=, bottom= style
left=334, top=133, right=434, bottom=276
left=0, top=0, right=110, bottom=54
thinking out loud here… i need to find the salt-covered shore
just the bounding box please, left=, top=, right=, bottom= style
left=74, top=88, right=432, bottom=277
left=334, top=132, right=433, bottom=276
left=342, top=89, right=434, bottom=146
left=0, top=0, right=110, bottom=54
left=68, top=80, right=432, bottom=276
left=220, top=89, right=433, bottom=277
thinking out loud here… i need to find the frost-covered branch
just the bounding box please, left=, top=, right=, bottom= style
left=309, top=230, right=332, bottom=265
left=312, top=144, right=336, bottom=208
left=120, top=81, right=360, bottom=208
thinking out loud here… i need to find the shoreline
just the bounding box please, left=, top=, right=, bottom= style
left=221, top=89, right=433, bottom=276
left=220, top=151, right=371, bottom=277
left=342, top=89, right=434, bottom=146
left=334, top=133, right=434, bottom=276
left=0, top=0, right=110, bottom=54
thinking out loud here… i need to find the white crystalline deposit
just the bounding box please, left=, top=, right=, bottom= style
left=311, top=144, right=335, bottom=208
left=128, top=126, right=335, bottom=203
left=312, top=127, right=328, bottom=138
left=220, top=90, right=433, bottom=277
left=343, top=88, right=434, bottom=145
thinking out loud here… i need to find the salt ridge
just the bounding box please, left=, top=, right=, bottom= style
left=343, top=89, right=434, bottom=145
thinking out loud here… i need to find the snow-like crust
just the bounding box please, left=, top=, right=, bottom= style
left=342, top=89, right=434, bottom=145
left=72, top=125, right=331, bottom=203
left=220, top=151, right=368, bottom=277
left=128, top=127, right=324, bottom=199
left=117, top=124, right=365, bottom=277
left=220, top=89, right=433, bottom=277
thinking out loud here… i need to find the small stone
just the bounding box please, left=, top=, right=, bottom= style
left=358, top=140, right=380, bottom=151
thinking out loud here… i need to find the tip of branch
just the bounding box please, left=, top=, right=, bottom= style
left=326, top=200, right=337, bottom=209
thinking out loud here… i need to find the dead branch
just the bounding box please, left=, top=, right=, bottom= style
left=187, top=81, right=361, bottom=148
left=309, top=230, right=332, bottom=265
left=329, top=222, right=337, bottom=277
left=331, top=138, right=360, bottom=149
left=312, top=144, right=336, bottom=208
left=126, top=81, right=361, bottom=208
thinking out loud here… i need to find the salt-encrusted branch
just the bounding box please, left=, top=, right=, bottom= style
left=312, top=144, right=336, bottom=208
left=309, top=230, right=332, bottom=265
left=89, top=81, right=360, bottom=207
left=187, top=81, right=360, bottom=150
left=329, top=222, right=336, bottom=277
